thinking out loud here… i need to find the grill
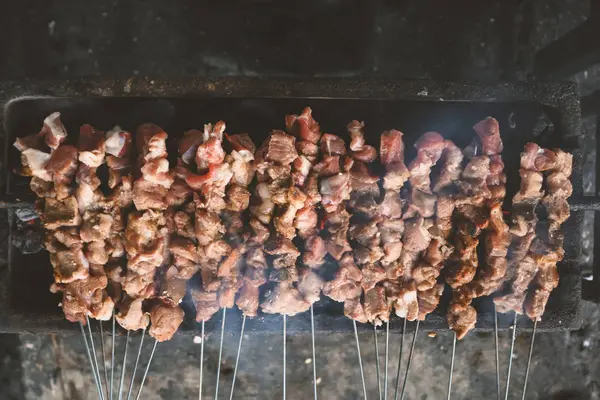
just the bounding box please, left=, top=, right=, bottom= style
left=0, top=77, right=598, bottom=399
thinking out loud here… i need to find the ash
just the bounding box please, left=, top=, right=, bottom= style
left=2, top=0, right=600, bottom=399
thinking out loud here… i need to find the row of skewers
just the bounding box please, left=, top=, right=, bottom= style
left=13, top=108, right=572, bottom=399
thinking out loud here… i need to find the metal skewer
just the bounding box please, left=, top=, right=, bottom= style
left=384, top=320, right=389, bottom=400
left=100, top=321, right=110, bottom=399
left=134, top=339, right=158, bottom=400
left=400, top=320, right=420, bottom=400
left=229, top=314, right=246, bottom=400
left=393, top=318, right=407, bottom=400
left=283, top=314, right=287, bottom=400
left=215, top=308, right=227, bottom=400
left=494, top=306, right=501, bottom=400
left=111, top=314, right=116, bottom=400
left=199, top=320, right=205, bottom=400
left=374, top=325, right=382, bottom=400
left=353, top=320, right=368, bottom=400
left=504, top=313, right=518, bottom=400
left=87, top=316, right=106, bottom=400
left=446, top=332, right=456, bottom=400
left=521, top=320, right=537, bottom=400
left=80, top=322, right=104, bottom=400
left=310, top=304, right=318, bottom=400
left=126, top=328, right=146, bottom=400
left=118, top=331, right=130, bottom=400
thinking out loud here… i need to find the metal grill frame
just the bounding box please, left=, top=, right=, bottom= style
left=0, top=77, right=595, bottom=335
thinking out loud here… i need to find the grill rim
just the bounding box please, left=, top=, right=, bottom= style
left=0, top=77, right=587, bottom=335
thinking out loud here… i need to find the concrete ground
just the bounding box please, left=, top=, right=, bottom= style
left=1, top=1, right=600, bottom=399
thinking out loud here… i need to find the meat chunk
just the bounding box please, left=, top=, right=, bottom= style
left=344, top=297, right=368, bottom=324
left=149, top=303, right=185, bottom=342
left=320, top=173, right=351, bottom=212
left=297, top=268, right=324, bottom=304
left=105, top=126, right=133, bottom=158
left=261, top=282, right=310, bottom=316
left=320, top=133, right=346, bottom=156
left=447, top=302, right=477, bottom=340
left=236, top=283, right=260, bottom=317
left=473, top=117, right=502, bottom=155
left=133, top=179, right=169, bottom=210
left=43, top=196, right=81, bottom=230
left=285, top=107, right=321, bottom=144
left=20, top=149, right=52, bottom=181
left=226, top=185, right=251, bottom=212
left=195, top=209, right=224, bottom=246
left=364, top=286, right=390, bottom=325
left=78, top=124, right=106, bottom=167
left=266, top=131, right=298, bottom=165
left=116, top=298, right=150, bottom=331
left=302, top=235, right=326, bottom=268
left=41, top=112, right=68, bottom=150
left=191, top=288, right=220, bottom=322
left=322, top=254, right=363, bottom=302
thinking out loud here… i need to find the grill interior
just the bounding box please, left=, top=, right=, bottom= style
left=0, top=86, right=584, bottom=334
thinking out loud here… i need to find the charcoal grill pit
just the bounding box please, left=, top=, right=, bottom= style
left=0, top=77, right=594, bottom=335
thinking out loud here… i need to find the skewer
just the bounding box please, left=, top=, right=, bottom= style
left=111, top=314, right=116, bottom=400
left=374, top=325, right=382, bottom=400
left=446, top=332, right=456, bottom=400
left=393, top=318, right=407, bottom=400
left=521, top=320, right=537, bottom=400
left=215, top=308, right=227, bottom=400
left=494, top=307, right=501, bottom=400
left=134, top=339, right=158, bottom=400
left=229, top=314, right=247, bottom=400
left=283, top=314, right=287, bottom=400
left=126, top=328, right=146, bottom=400
left=199, top=320, right=205, bottom=400
left=87, top=316, right=106, bottom=400
left=400, top=320, right=420, bottom=400
left=100, top=321, right=110, bottom=399
left=80, top=322, right=104, bottom=400
left=118, top=330, right=130, bottom=400
left=353, top=320, right=368, bottom=400
left=504, top=313, right=518, bottom=400
left=310, top=304, right=318, bottom=400
left=384, top=320, right=389, bottom=400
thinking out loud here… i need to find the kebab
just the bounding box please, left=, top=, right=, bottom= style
left=524, top=149, right=572, bottom=319
left=445, top=118, right=510, bottom=339
left=414, top=138, right=463, bottom=321
left=344, top=121, right=389, bottom=327
left=394, top=131, right=445, bottom=322
left=259, top=128, right=311, bottom=316
left=493, top=142, right=552, bottom=315
left=445, top=121, right=498, bottom=340
left=118, top=123, right=184, bottom=345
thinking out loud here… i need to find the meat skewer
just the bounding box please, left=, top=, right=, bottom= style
left=513, top=147, right=572, bottom=399
left=179, top=122, right=246, bottom=399
left=286, top=107, right=325, bottom=400
left=317, top=123, right=372, bottom=398
left=444, top=118, right=505, bottom=398
left=14, top=114, right=112, bottom=399
left=376, top=128, right=412, bottom=400
left=393, top=131, right=445, bottom=399
left=346, top=120, right=387, bottom=398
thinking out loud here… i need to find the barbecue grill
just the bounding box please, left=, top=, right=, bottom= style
left=0, top=77, right=598, bottom=399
